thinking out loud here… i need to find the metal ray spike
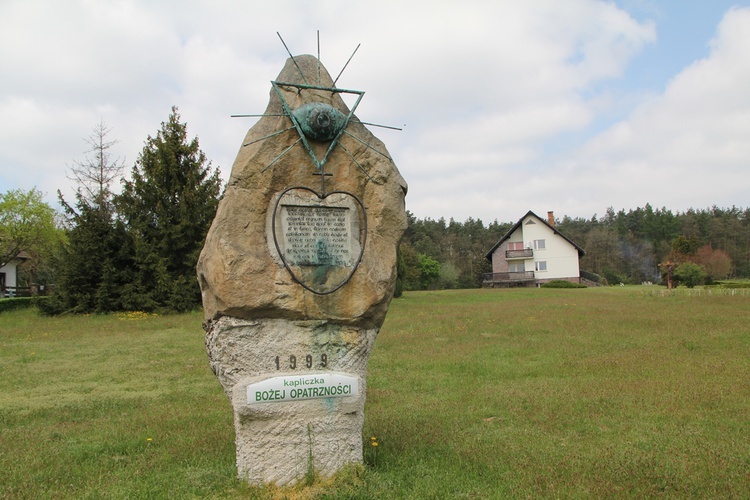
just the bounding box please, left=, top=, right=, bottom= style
left=231, top=114, right=286, bottom=118
left=317, top=30, right=321, bottom=86
left=342, top=130, right=392, bottom=161
left=333, top=44, right=360, bottom=87
left=351, top=119, right=403, bottom=131
left=340, top=142, right=376, bottom=183
left=277, top=32, right=308, bottom=84
left=260, top=138, right=302, bottom=173
left=242, top=126, right=296, bottom=147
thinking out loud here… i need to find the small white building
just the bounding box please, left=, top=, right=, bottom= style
left=0, top=252, right=28, bottom=296
left=484, top=211, right=585, bottom=287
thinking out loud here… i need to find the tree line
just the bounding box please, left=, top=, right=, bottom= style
left=398, top=204, right=750, bottom=291
left=4, top=111, right=749, bottom=312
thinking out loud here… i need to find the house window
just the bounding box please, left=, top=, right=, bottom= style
left=535, top=261, right=547, bottom=272
left=533, top=239, right=546, bottom=250
left=508, top=242, right=524, bottom=251
left=509, top=262, right=525, bottom=273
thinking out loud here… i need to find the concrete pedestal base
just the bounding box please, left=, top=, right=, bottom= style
left=205, top=316, right=377, bottom=485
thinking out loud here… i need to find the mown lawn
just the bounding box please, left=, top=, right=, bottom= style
left=1, top=287, right=748, bottom=498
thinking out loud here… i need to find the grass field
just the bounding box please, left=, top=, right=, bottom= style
left=1, top=287, right=748, bottom=498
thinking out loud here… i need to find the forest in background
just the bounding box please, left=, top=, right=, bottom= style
left=399, top=205, right=750, bottom=291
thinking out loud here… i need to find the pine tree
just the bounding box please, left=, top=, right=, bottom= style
left=42, top=196, right=133, bottom=314
left=117, top=106, right=222, bottom=311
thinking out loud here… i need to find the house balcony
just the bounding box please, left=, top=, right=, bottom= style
left=482, top=271, right=535, bottom=287
left=506, top=248, right=533, bottom=259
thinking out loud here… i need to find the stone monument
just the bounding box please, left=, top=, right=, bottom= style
left=196, top=52, right=407, bottom=485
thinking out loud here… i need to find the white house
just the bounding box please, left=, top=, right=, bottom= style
left=0, top=252, right=28, bottom=296
left=484, top=211, right=585, bottom=287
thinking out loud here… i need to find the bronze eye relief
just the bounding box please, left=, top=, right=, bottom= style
left=291, top=102, right=347, bottom=142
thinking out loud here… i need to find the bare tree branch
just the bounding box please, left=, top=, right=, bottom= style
left=65, top=120, right=125, bottom=216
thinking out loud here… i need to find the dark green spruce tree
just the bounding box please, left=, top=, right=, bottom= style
left=42, top=196, right=133, bottom=314
left=117, top=107, right=221, bottom=312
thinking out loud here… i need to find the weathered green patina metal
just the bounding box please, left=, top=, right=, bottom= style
left=270, top=80, right=365, bottom=185
left=234, top=33, right=401, bottom=197
left=291, top=102, right=347, bottom=142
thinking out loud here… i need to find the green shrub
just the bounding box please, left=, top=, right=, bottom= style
left=36, top=296, right=64, bottom=316
left=0, top=297, right=37, bottom=313
left=540, top=280, right=587, bottom=289
left=603, top=269, right=628, bottom=285
left=674, top=262, right=707, bottom=288
left=714, top=281, right=750, bottom=289
left=580, top=270, right=603, bottom=284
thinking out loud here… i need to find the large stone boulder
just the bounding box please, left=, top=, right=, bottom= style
left=196, top=54, right=407, bottom=485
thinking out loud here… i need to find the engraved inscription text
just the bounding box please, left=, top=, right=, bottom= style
left=281, top=205, right=352, bottom=266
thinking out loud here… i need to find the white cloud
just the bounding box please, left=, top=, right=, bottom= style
left=3, top=0, right=746, bottom=228
left=574, top=7, right=750, bottom=215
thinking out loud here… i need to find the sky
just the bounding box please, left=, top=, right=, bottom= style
left=1, top=0, right=749, bottom=225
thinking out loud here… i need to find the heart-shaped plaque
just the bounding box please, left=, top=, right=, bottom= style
left=271, top=187, right=367, bottom=295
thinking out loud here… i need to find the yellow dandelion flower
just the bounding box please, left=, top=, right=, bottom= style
left=372, top=441, right=378, bottom=447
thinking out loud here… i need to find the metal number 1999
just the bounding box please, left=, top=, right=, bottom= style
left=275, top=354, right=328, bottom=370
